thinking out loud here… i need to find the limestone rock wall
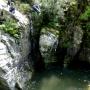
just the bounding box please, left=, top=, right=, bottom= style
left=0, top=26, right=32, bottom=90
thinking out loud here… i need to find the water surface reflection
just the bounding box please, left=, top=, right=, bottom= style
left=28, top=68, right=90, bottom=90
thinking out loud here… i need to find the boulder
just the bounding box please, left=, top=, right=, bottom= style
left=39, top=27, right=59, bottom=64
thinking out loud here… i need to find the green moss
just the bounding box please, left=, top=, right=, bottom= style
left=79, top=6, right=90, bottom=20
left=19, top=3, right=30, bottom=14
left=41, top=27, right=59, bottom=37
left=0, top=18, right=20, bottom=39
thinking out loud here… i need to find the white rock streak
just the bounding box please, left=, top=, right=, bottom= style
left=0, top=1, right=32, bottom=89
left=0, top=0, right=29, bottom=25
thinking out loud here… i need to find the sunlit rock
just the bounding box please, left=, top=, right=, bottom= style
left=40, top=27, right=59, bottom=64
left=0, top=25, right=32, bottom=90
left=0, top=0, right=29, bottom=26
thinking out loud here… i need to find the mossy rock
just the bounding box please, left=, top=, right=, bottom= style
left=41, top=27, right=59, bottom=37
left=40, top=27, right=59, bottom=64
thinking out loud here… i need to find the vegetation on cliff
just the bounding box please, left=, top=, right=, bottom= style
left=0, top=0, right=90, bottom=70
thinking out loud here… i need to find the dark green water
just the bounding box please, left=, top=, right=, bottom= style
left=27, top=68, right=90, bottom=90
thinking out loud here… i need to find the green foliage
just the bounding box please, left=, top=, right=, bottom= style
left=59, top=29, right=71, bottom=48
left=79, top=6, right=90, bottom=20
left=86, top=23, right=90, bottom=30
left=19, top=3, right=30, bottom=14
left=82, top=22, right=90, bottom=31
left=79, top=6, right=90, bottom=31
left=0, top=19, right=20, bottom=38
left=36, top=6, right=60, bottom=29
left=79, top=6, right=90, bottom=48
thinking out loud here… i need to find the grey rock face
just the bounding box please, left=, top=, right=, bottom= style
left=67, top=26, right=83, bottom=56
left=64, top=26, right=84, bottom=67
left=39, top=28, right=59, bottom=64
left=79, top=48, right=90, bottom=63
left=0, top=1, right=32, bottom=89
left=0, top=30, right=32, bottom=90
left=0, top=0, right=34, bottom=87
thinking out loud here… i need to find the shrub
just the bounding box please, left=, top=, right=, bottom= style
left=19, top=3, right=30, bottom=14
left=79, top=6, right=90, bottom=20
left=0, top=19, right=20, bottom=38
